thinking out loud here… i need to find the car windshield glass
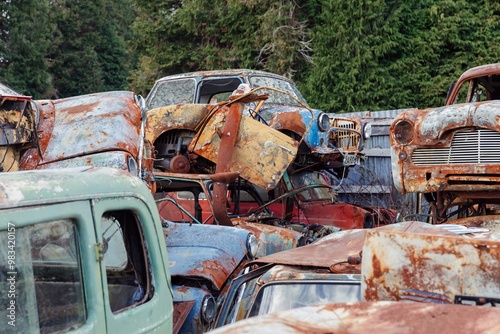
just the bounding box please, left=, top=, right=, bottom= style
left=249, top=75, right=307, bottom=107
left=289, top=171, right=335, bottom=202
left=147, top=78, right=196, bottom=109
left=249, top=281, right=360, bottom=317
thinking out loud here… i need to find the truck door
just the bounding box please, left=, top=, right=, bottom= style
left=0, top=201, right=105, bottom=333
left=91, top=197, right=172, bottom=333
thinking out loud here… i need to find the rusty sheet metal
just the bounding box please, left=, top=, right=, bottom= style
left=231, top=219, right=302, bottom=258
left=189, top=104, right=298, bottom=190
left=362, top=229, right=500, bottom=303
left=21, top=91, right=141, bottom=167
left=164, top=221, right=249, bottom=290
left=145, top=104, right=215, bottom=143
left=207, top=301, right=500, bottom=334
left=391, top=102, right=500, bottom=195
left=252, top=221, right=455, bottom=271
left=0, top=90, right=36, bottom=172
left=268, top=111, right=306, bottom=135
left=173, top=301, right=195, bottom=334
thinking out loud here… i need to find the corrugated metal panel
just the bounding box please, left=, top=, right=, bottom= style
left=328, top=110, right=420, bottom=218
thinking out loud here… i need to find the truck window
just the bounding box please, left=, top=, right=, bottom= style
left=101, top=211, right=152, bottom=313
left=0, top=219, right=85, bottom=334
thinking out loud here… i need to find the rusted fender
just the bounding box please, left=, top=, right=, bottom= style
left=189, top=104, right=298, bottom=190
left=164, top=221, right=250, bottom=290
left=20, top=91, right=142, bottom=168
left=206, top=301, right=500, bottom=334
left=231, top=219, right=302, bottom=258
left=145, top=103, right=215, bottom=143
left=252, top=221, right=455, bottom=272
left=362, top=229, right=500, bottom=302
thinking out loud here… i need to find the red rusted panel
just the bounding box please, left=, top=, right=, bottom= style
left=362, top=229, right=500, bottom=302
left=208, top=301, right=500, bottom=334
left=268, top=111, right=306, bottom=135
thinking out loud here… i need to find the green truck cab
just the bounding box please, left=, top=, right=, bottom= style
left=0, top=167, right=173, bottom=333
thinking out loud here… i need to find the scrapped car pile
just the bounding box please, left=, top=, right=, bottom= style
left=2, top=65, right=500, bottom=333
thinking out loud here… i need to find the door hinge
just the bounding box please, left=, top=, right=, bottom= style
left=95, top=243, right=104, bottom=261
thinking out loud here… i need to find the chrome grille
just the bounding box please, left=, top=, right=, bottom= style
left=412, top=129, right=500, bottom=165
left=330, top=119, right=360, bottom=150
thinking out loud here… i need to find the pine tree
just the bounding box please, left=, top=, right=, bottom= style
left=0, top=0, right=53, bottom=98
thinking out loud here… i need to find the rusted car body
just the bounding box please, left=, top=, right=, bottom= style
left=0, top=82, right=36, bottom=172
left=212, top=219, right=500, bottom=332
left=362, top=227, right=500, bottom=304
left=208, top=301, right=500, bottom=334
left=213, top=221, right=456, bottom=329
left=145, top=70, right=369, bottom=176
left=156, top=168, right=395, bottom=232
left=164, top=221, right=257, bottom=333
left=154, top=171, right=305, bottom=258
left=19, top=91, right=156, bottom=189
left=391, top=63, right=500, bottom=222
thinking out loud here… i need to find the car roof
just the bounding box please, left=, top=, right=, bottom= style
left=0, top=167, right=152, bottom=210
left=153, top=69, right=295, bottom=84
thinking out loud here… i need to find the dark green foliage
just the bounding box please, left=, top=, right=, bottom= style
left=48, top=0, right=132, bottom=98
left=1, top=0, right=500, bottom=109
left=0, top=0, right=53, bottom=98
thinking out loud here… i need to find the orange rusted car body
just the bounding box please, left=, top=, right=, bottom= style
left=391, top=63, right=500, bottom=222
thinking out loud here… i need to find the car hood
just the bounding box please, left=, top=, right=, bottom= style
left=405, top=100, right=500, bottom=145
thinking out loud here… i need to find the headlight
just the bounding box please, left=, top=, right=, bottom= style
left=127, top=156, right=138, bottom=175
left=246, top=233, right=259, bottom=259
left=393, top=120, right=414, bottom=143
left=201, top=295, right=216, bottom=323
left=363, top=123, right=372, bottom=140
left=317, top=113, right=330, bottom=132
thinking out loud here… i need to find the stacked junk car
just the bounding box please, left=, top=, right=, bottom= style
left=6, top=64, right=500, bottom=334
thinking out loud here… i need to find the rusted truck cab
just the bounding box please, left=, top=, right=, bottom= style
left=0, top=167, right=173, bottom=333
left=145, top=70, right=370, bottom=176
left=391, top=63, right=500, bottom=222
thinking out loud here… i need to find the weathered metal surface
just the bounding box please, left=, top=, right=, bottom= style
left=146, top=69, right=365, bottom=173
left=0, top=85, right=36, bottom=172
left=391, top=103, right=500, bottom=194
left=212, top=102, right=244, bottom=226
left=164, top=221, right=249, bottom=290
left=145, top=104, right=215, bottom=143
left=207, top=301, right=500, bottom=334
left=253, top=221, right=455, bottom=272
left=172, top=287, right=212, bottom=334
left=362, top=229, right=500, bottom=302
left=189, top=103, right=298, bottom=190
left=27, top=91, right=141, bottom=163
left=231, top=219, right=302, bottom=258
left=18, top=91, right=156, bottom=187
left=173, top=301, right=195, bottom=334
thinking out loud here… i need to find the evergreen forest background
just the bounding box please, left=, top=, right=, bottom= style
left=1, top=0, right=499, bottom=113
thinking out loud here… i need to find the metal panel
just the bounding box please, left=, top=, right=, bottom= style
left=361, top=229, right=500, bottom=302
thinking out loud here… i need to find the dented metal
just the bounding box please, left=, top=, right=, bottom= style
left=0, top=83, right=36, bottom=172
left=362, top=228, right=500, bottom=303
left=208, top=301, right=500, bottom=334
left=19, top=91, right=156, bottom=188
left=391, top=63, right=500, bottom=223
left=145, top=69, right=365, bottom=175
